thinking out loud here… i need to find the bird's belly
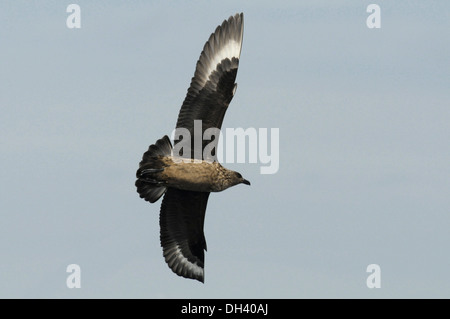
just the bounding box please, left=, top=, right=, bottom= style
left=161, top=159, right=218, bottom=192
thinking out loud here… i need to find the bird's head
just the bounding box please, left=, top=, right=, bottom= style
left=232, top=171, right=251, bottom=186
left=215, top=169, right=250, bottom=192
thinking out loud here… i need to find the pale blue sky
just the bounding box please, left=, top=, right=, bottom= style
left=1, top=1, right=449, bottom=298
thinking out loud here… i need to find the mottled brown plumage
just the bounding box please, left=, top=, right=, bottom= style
left=139, top=154, right=250, bottom=193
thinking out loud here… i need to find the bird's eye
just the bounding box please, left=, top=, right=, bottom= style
left=236, top=173, right=242, bottom=178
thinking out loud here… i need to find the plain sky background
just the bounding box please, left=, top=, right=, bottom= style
left=1, top=1, right=449, bottom=298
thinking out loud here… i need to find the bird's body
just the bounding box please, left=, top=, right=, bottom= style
left=136, top=13, right=248, bottom=283
left=140, top=155, right=247, bottom=193
left=159, top=158, right=225, bottom=193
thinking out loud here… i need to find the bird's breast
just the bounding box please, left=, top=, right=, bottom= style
left=160, top=157, right=223, bottom=192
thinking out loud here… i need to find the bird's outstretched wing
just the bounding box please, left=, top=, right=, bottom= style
left=160, top=188, right=209, bottom=282
left=174, top=13, right=244, bottom=161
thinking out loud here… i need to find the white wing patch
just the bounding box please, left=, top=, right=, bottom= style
left=201, top=39, right=241, bottom=87
left=164, top=243, right=204, bottom=280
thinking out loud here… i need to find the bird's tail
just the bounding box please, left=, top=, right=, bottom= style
left=136, top=135, right=173, bottom=203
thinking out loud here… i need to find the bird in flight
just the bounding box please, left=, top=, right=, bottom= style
left=135, top=13, right=249, bottom=283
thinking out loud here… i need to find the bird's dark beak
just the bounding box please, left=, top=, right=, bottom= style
left=242, top=179, right=251, bottom=186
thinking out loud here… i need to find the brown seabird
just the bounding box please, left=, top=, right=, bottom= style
left=135, top=13, right=249, bottom=283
